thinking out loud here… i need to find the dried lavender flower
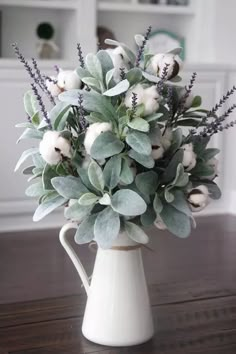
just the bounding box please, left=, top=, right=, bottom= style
left=77, top=43, right=85, bottom=68
left=177, top=72, right=197, bottom=115
left=78, top=93, right=87, bottom=131
left=31, top=83, right=51, bottom=128
left=120, top=67, right=126, bottom=81
left=135, top=25, right=152, bottom=67
left=157, top=63, right=170, bottom=95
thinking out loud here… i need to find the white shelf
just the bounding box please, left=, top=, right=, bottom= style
left=0, top=0, right=78, bottom=10
left=98, top=2, right=195, bottom=15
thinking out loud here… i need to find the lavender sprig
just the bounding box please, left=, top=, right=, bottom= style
left=31, top=83, right=51, bottom=128
left=177, top=72, right=197, bottom=115
left=131, top=92, right=138, bottom=117
left=77, top=43, right=85, bottom=68
left=78, top=93, right=87, bottom=131
left=135, top=25, right=152, bottom=67
left=157, top=63, right=170, bottom=96
left=120, top=67, right=126, bottom=81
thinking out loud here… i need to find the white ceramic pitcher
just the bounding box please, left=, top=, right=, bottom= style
left=59, top=222, right=154, bottom=347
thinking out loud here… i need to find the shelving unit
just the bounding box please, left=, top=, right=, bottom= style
left=0, top=0, right=78, bottom=10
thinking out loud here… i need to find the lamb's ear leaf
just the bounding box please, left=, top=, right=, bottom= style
left=125, top=221, right=149, bottom=244
left=97, top=50, right=114, bottom=77
left=135, top=171, right=158, bottom=196
left=104, top=39, right=136, bottom=64
left=111, top=189, right=147, bottom=216
left=51, top=176, right=88, bottom=199
left=14, top=148, right=39, bottom=172
left=75, top=214, right=97, bottom=244
left=126, top=131, right=152, bottom=155
left=126, top=68, right=142, bottom=86
left=128, top=149, right=155, bottom=169
left=65, top=202, right=92, bottom=221
left=33, top=195, right=67, bottom=222
left=103, top=155, right=122, bottom=189
left=90, top=131, right=124, bottom=160
left=103, top=79, right=130, bottom=97
left=85, top=53, right=103, bottom=81
left=94, top=207, right=120, bottom=249
left=160, top=203, right=191, bottom=238
left=161, top=150, right=184, bottom=184
left=88, top=161, right=105, bottom=192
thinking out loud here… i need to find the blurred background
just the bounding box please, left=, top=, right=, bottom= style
left=0, top=0, right=235, bottom=232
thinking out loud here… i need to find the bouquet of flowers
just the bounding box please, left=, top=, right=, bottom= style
left=14, top=27, right=236, bottom=249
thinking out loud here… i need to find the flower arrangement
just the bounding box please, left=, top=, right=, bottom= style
left=14, top=28, right=236, bottom=249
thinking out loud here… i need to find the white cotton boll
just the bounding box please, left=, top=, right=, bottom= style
left=151, top=54, right=165, bottom=74
left=46, top=77, right=61, bottom=97
left=124, top=84, right=145, bottom=109
left=39, top=131, right=71, bottom=165
left=57, top=70, right=81, bottom=90
left=84, top=122, right=112, bottom=155
left=154, top=216, right=167, bottom=230
left=142, top=86, right=160, bottom=116
left=188, top=185, right=210, bottom=212
left=182, top=143, right=197, bottom=171
left=109, top=46, right=130, bottom=82
left=179, top=88, right=194, bottom=109
left=151, top=145, right=164, bottom=160
left=152, top=53, right=182, bottom=80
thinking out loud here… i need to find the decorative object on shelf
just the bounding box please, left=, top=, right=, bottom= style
left=167, top=0, right=189, bottom=5
left=14, top=26, right=236, bottom=347
left=151, top=0, right=167, bottom=4
left=97, top=26, right=116, bottom=50
left=36, top=22, right=59, bottom=59
left=148, top=29, right=185, bottom=60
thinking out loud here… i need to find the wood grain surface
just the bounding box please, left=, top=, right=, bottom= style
left=0, top=215, right=236, bottom=353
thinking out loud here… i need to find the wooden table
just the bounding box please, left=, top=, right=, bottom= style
left=0, top=215, right=236, bottom=353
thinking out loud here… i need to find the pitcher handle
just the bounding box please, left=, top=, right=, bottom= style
left=59, top=222, right=90, bottom=296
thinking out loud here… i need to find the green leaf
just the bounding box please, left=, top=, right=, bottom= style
left=76, top=67, right=92, bottom=80
left=99, top=193, right=111, bottom=205
left=106, top=69, right=115, bottom=88
left=134, top=34, right=145, bottom=46
left=23, top=166, right=34, bottom=175
left=125, top=222, right=149, bottom=244
left=160, top=203, right=191, bottom=238
left=111, top=189, right=147, bottom=216
left=32, top=153, right=46, bottom=169
left=50, top=102, right=71, bottom=130
left=202, top=148, right=220, bottom=161
left=94, top=207, right=120, bottom=249
left=164, top=188, right=175, bottom=203
left=190, top=162, right=215, bottom=178
left=135, top=171, right=158, bottom=195
left=15, top=122, right=34, bottom=129
left=171, top=190, right=191, bottom=216
left=90, top=131, right=124, bottom=159
left=24, top=90, right=37, bottom=118
left=33, top=195, right=66, bottom=222
left=142, top=71, right=161, bottom=84
left=153, top=193, right=163, bottom=214
left=126, top=68, right=142, bottom=86
left=170, top=164, right=189, bottom=188
left=126, top=131, right=152, bottom=155
left=59, top=89, right=117, bottom=122
left=191, top=95, right=202, bottom=108
left=51, top=176, right=88, bottom=199
left=177, top=119, right=202, bottom=127
left=79, top=193, right=99, bottom=206
left=140, top=207, right=156, bottom=227
left=14, top=148, right=39, bottom=172
left=17, top=128, right=43, bottom=143
left=25, top=181, right=44, bottom=198
left=88, top=161, right=104, bottom=192
left=85, top=53, right=103, bottom=81
left=162, top=150, right=184, bottom=184
left=31, top=112, right=40, bottom=126
left=128, top=118, right=149, bottom=132
left=82, top=77, right=101, bottom=91
left=145, top=113, right=163, bottom=123
left=75, top=215, right=97, bottom=244
left=169, top=128, right=182, bottom=154
left=97, top=50, right=114, bottom=77
left=103, top=155, right=122, bottom=189
left=128, top=149, right=154, bottom=169
left=65, top=202, right=92, bottom=221
left=42, top=164, right=58, bottom=190
left=119, top=158, right=134, bottom=185
left=103, top=79, right=130, bottom=97
left=77, top=167, right=96, bottom=192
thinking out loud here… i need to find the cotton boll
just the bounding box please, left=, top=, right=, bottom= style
left=154, top=216, right=167, bottom=230
left=143, top=86, right=160, bottom=116
left=84, top=122, right=112, bottom=155
left=108, top=46, right=131, bottom=82
left=182, top=143, right=197, bottom=171
left=188, top=185, right=210, bottom=212
left=179, top=88, right=195, bottom=109
left=57, top=70, right=81, bottom=90
left=124, top=84, right=145, bottom=109
left=39, top=131, right=72, bottom=165
left=151, top=144, right=164, bottom=160
left=46, top=77, right=62, bottom=97
left=152, top=53, right=182, bottom=80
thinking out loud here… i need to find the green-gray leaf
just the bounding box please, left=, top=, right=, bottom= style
left=103, top=155, right=122, bottom=189
left=75, top=215, right=97, bottom=244
left=119, top=158, right=134, bottom=185
left=128, top=118, right=149, bottom=132
left=103, top=79, right=130, bottom=97
left=111, top=189, right=147, bottom=216
left=171, top=190, right=191, bottom=216
left=65, top=202, right=92, bottom=221
left=162, top=150, right=184, bottom=183
left=17, top=128, right=43, bottom=143
left=126, top=131, right=151, bottom=155
left=128, top=150, right=154, bottom=169
left=42, top=164, right=58, bottom=190
left=140, top=206, right=156, bottom=227
left=33, top=195, right=66, bottom=222
left=79, top=193, right=99, bottom=206
left=90, top=131, right=124, bottom=159
left=135, top=171, right=158, bottom=195
left=97, top=50, right=114, bottom=77
left=153, top=193, right=163, bottom=214
left=160, top=203, right=191, bottom=238
left=50, top=102, right=71, bottom=130
left=126, top=68, right=142, bottom=86
left=25, top=181, right=44, bottom=198
left=14, top=148, right=39, bottom=172
left=24, top=90, right=37, bottom=118
left=94, top=207, right=120, bottom=249
left=85, top=53, right=103, bottom=81
left=51, top=176, right=88, bottom=199
left=88, top=160, right=104, bottom=192
left=125, top=222, right=149, bottom=244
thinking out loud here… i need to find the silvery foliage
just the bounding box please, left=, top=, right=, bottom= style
left=15, top=32, right=225, bottom=249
